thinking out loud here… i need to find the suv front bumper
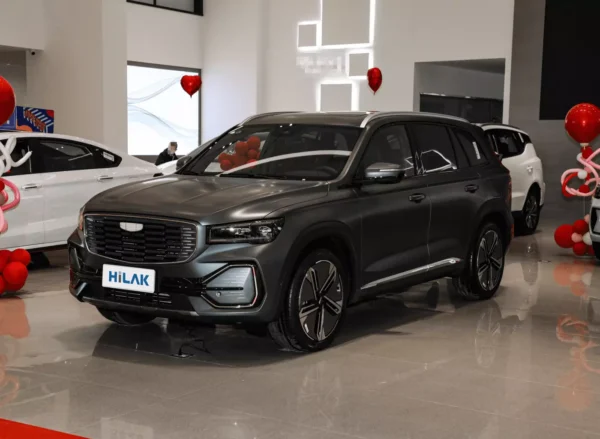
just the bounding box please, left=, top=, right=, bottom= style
left=67, top=229, right=288, bottom=324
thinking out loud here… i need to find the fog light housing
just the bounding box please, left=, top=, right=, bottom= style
left=202, top=265, right=257, bottom=308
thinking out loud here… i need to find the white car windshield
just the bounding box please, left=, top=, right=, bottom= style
left=179, top=124, right=362, bottom=181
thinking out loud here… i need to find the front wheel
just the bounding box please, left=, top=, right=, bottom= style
left=97, top=308, right=155, bottom=326
left=517, top=190, right=540, bottom=235
left=268, top=249, right=348, bottom=353
left=453, top=222, right=505, bottom=301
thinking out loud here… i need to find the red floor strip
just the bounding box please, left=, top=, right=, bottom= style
left=0, top=420, right=87, bottom=439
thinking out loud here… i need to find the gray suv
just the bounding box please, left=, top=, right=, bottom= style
left=68, top=112, right=513, bottom=352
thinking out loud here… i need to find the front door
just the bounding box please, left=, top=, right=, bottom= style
left=356, top=124, right=431, bottom=293
left=1, top=137, right=45, bottom=249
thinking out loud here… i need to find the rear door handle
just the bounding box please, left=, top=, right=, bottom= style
left=409, top=193, right=426, bottom=203
left=21, top=183, right=40, bottom=190
left=97, top=175, right=114, bottom=181
left=465, top=184, right=479, bottom=193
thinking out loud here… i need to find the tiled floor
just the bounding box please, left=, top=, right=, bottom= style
left=2, top=224, right=600, bottom=438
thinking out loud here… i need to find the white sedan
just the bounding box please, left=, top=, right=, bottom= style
left=480, top=124, right=545, bottom=235
left=0, top=133, right=158, bottom=251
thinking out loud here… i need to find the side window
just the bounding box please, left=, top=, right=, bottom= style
left=486, top=133, right=499, bottom=154
left=36, top=139, right=98, bottom=173
left=360, top=125, right=415, bottom=177
left=0, top=139, right=32, bottom=176
left=455, top=130, right=488, bottom=166
left=411, top=124, right=457, bottom=174
left=91, top=147, right=122, bottom=168
left=492, top=130, right=524, bottom=159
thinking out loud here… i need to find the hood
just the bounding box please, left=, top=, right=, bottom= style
left=85, top=175, right=328, bottom=224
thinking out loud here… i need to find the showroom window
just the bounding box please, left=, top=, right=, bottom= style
left=127, top=0, right=203, bottom=15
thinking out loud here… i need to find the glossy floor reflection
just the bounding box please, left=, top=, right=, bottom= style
left=3, top=227, right=600, bottom=438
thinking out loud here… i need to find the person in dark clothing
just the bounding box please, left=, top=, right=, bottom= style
left=155, top=141, right=178, bottom=166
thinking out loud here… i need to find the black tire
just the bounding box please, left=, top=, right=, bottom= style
left=268, top=249, right=349, bottom=353
left=97, top=308, right=155, bottom=326
left=516, top=189, right=540, bottom=235
left=452, top=222, right=505, bottom=301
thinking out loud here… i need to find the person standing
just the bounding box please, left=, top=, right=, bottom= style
left=155, top=141, right=178, bottom=166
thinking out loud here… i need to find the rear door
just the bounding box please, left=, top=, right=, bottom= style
left=410, top=123, right=482, bottom=264
left=31, top=137, right=107, bottom=244
left=1, top=137, right=45, bottom=248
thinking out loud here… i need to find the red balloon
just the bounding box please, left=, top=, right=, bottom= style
left=247, top=149, right=259, bottom=160
left=588, top=245, right=595, bottom=256
left=367, top=67, right=383, bottom=94
left=562, top=172, right=578, bottom=198
left=9, top=249, right=31, bottom=266
left=0, top=180, right=5, bottom=192
left=220, top=159, right=233, bottom=171
left=231, top=154, right=246, bottom=167
left=247, top=159, right=257, bottom=165
left=5, top=281, right=25, bottom=292
left=235, top=141, right=249, bottom=156
left=573, top=219, right=589, bottom=235
left=0, top=250, right=11, bottom=272
left=246, top=136, right=261, bottom=150
left=578, top=183, right=591, bottom=194
left=565, top=103, right=600, bottom=144
left=0, top=276, right=5, bottom=296
left=573, top=242, right=588, bottom=256
left=0, top=76, right=16, bottom=126
left=555, top=224, right=575, bottom=248
left=180, top=75, right=202, bottom=97
left=3, top=262, right=27, bottom=286
left=581, top=146, right=594, bottom=160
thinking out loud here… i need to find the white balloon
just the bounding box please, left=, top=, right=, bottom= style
left=578, top=170, right=588, bottom=180
left=583, top=232, right=593, bottom=246
left=582, top=272, right=593, bottom=287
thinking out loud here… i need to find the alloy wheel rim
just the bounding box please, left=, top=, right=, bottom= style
left=298, top=260, right=344, bottom=342
left=524, top=195, right=538, bottom=230
left=476, top=230, right=504, bottom=291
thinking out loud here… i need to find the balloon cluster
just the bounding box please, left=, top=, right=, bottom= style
left=554, top=216, right=594, bottom=257
left=218, top=136, right=261, bottom=171
left=0, top=249, right=30, bottom=297
left=561, top=103, right=600, bottom=198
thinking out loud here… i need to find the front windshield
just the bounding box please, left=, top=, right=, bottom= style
left=179, top=124, right=362, bottom=181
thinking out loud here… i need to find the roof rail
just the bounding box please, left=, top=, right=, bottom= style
left=241, top=111, right=302, bottom=124
left=360, top=111, right=469, bottom=128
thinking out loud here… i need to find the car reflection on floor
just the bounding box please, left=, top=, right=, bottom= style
left=0, top=296, right=31, bottom=407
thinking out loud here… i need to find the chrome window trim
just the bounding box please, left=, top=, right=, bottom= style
left=360, top=112, right=469, bottom=128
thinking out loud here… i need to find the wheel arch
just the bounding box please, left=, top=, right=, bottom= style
left=467, top=200, right=512, bottom=259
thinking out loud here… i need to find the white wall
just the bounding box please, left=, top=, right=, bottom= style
left=0, top=51, right=27, bottom=105
left=0, top=0, right=45, bottom=51
left=127, top=2, right=204, bottom=69
left=260, top=0, right=514, bottom=119
left=202, top=0, right=266, bottom=141
left=414, top=64, right=505, bottom=106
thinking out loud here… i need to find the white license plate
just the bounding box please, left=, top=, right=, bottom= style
left=102, top=264, right=156, bottom=294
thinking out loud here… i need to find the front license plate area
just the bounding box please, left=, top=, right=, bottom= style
left=102, top=264, right=156, bottom=294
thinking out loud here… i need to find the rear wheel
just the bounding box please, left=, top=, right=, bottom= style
left=268, top=249, right=348, bottom=353
left=97, top=308, right=155, bottom=326
left=517, top=190, right=540, bottom=235
left=453, top=222, right=505, bottom=301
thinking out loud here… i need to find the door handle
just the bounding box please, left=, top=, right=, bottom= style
left=527, top=166, right=534, bottom=174
left=409, top=193, right=426, bottom=203
left=21, top=183, right=40, bottom=190
left=97, top=175, right=114, bottom=181
left=465, top=184, right=479, bottom=193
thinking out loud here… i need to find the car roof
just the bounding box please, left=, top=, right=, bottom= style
left=0, top=132, right=124, bottom=156
left=242, top=111, right=471, bottom=129
left=478, top=123, right=528, bottom=135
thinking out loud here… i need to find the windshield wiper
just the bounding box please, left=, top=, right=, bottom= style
left=221, top=173, right=289, bottom=180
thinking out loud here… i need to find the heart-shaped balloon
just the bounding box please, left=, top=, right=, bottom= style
left=180, top=75, right=202, bottom=97
left=0, top=77, right=16, bottom=126
left=367, top=67, right=383, bottom=94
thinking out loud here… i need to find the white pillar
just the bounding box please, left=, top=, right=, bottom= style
left=26, top=0, right=128, bottom=152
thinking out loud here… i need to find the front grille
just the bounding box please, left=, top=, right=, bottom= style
left=85, top=215, right=197, bottom=263
left=104, top=289, right=173, bottom=307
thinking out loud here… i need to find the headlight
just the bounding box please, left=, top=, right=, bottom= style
left=78, top=208, right=84, bottom=231
left=207, top=219, right=284, bottom=244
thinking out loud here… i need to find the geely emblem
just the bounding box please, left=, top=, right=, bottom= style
left=120, top=222, right=143, bottom=233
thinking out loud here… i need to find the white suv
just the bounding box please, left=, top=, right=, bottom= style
left=0, top=133, right=158, bottom=251
left=480, top=124, right=545, bottom=234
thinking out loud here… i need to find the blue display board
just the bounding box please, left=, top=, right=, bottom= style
left=0, top=106, right=55, bottom=133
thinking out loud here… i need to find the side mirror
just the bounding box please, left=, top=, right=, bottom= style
left=176, top=156, right=191, bottom=171
left=361, top=162, right=405, bottom=184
